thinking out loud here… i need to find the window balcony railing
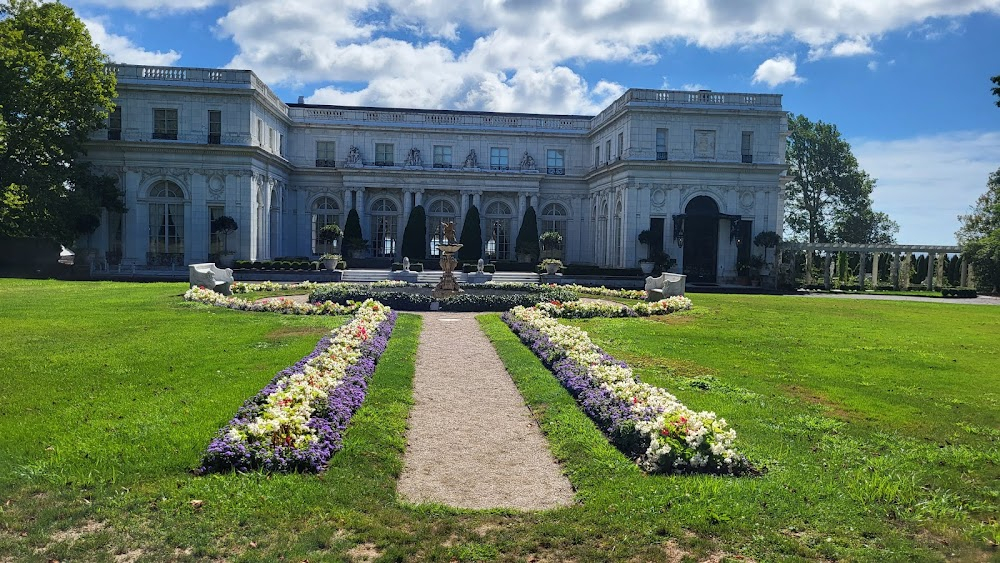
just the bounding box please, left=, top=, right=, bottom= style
left=433, top=163, right=452, bottom=168
left=656, top=152, right=668, bottom=160
left=152, top=131, right=178, bottom=140
left=373, top=160, right=394, bottom=167
left=546, top=167, right=565, bottom=175
left=207, top=134, right=221, bottom=145
left=742, top=154, right=753, bottom=163
left=315, top=159, right=336, bottom=168
left=490, top=164, right=509, bottom=171
left=108, top=130, right=121, bottom=141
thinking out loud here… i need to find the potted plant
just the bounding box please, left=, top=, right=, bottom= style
left=651, top=250, right=676, bottom=275
left=753, top=231, right=781, bottom=275
left=321, top=253, right=341, bottom=270
left=316, top=223, right=342, bottom=254
left=211, top=215, right=238, bottom=267
left=637, top=229, right=659, bottom=273
left=736, top=258, right=751, bottom=285
left=539, top=230, right=563, bottom=259
left=748, top=254, right=766, bottom=286
left=540, top=258, right=563, bottom=275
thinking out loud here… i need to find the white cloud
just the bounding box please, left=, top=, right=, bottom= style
left=867, top=61, right=879, bottom=71
left=70, top=0, right=216, bottom=11
left=752, top=55, right=804, bottom=87
left=852, top=131, right=1000, bottom=245
left=809, top=36, right=876, bottom=60
left=83, top=18, right=181, bottom=66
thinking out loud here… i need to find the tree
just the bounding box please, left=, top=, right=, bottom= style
left=341, top=208, right=365, bottom=255
left=400, top=205, right=426, bottom=260
left=992, top=74, right=1000, bottom=108
left=211, top=215, right=238, bottom=254
left=457, top=205, right=482, bottom=261
left=957, top=168, right=1000, bottom=293
left=0, top=0, right=121, bottom=243
left=784, top=114, right=896, bottom=244
left=515, top=206, right=539, bottom=262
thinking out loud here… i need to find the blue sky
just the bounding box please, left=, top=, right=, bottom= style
left=65, top=0, right=1000, bottom=245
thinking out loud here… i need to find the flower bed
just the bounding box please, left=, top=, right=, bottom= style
left=230, top=280, right=406, bottom=294
left=308, top=282, right=579, bottom=312
left=557, top=283, right=648, bottom=300
left=503, top=304, right=751, bottom=475
left=200, top=300, right=397, bottom=473
left=535, top=295, right=692, bottom=318
left=185, top=285, right=357, bottom=316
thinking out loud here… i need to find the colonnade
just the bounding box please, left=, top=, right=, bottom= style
left=779, top=243, right=969, bottom=290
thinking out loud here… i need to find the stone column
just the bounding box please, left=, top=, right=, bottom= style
left=892, top=252, right=901, bottom=290
left=926, top=253, right=935, bottom=290
left=472, top=190, right=482, bottom=210
left=824, top=252, right=832, bottom=290
left=858, top=251, right=867, bottom=290
left=961, top=257, right=969, bottom=287
left=871, top=252, right=880, bottom=289
left=901, top=254, right=911, bottom=290
left=414, top=189, right=424, bottom=208
left=936, top=253, right=946, bottom=288
left=460, top=190, right=470, bottom=223
left=355, top=188, right=367, bottom=244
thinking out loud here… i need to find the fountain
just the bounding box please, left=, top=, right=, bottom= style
left=432, top=221, right=464, bottom=298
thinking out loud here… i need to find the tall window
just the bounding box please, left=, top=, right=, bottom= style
left=316, top=141, right=336, bottom=167
left=741, top=131, right=753, bottom=163
left=485, top=201, right=513, bottom=260
left=594, top=146, right=600, bottom=168
left=489, top=147, right=509, bottom=170
left=311, top=197, right=340, bottom=254
left=656, top=128, right=668, bottom=160
left=374, top=143, right=394, bottom=166
left=209, top=205, right=225, bottom=255
left=369, top=198, right=399, bottom=257
left=433, top=145, right=452, bottom=168
left=617, top=132, right=624, bottom=159
left=268, top=128, right=275, bottom=152
left=148, top=181, right=184, bottom=265
left=541, top=203, right=568, bottom=251
left=546, top=149, right=565, bottom=175
left=257, top=119, right=263, bottom=146
left=605, top=140, right=612, bottom=163
left=207, top=110, right=221, bottom=144
left=108, top=106, right=122, bottom=140
left=427, top=199, right=458, bottom=256
left=153, top=108, right=177, bottom=140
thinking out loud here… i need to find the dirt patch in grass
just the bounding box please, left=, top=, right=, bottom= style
left=347, top=542, right=382, bottom=562
left=620, top=354, right=716, bottom=379
left=781, top=385, right=857, bottom=421
left=50, top=519, right=105, bottom=543
left=646, top=313, right=696, bottom=325
left=115, top=548, right=145, bottom=562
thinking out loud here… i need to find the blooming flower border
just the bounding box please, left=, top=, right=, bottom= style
left=502, top=304, right=752, bottom=475
left=535, top=295, right=692, bottom=318
left=199, top=299, right=397, bottom=473
left=185, top=285, right=358, bottom=316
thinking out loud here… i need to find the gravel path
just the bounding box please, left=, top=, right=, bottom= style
left=791, top=292, right=1000, bottom=306
left=397, top=312, right=575, bottom=510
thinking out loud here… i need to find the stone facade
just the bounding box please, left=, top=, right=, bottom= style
left=84, top=64, right=787, bottom=283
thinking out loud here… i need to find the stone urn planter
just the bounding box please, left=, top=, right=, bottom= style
left=545, top=263, right=559, bottom=275
left=218, top=252, right=235, bottom=268
left=321, top=255, right=341, bottom=270
left=639, top=260, right=655, bottom=275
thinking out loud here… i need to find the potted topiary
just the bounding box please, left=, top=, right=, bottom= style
left=316, top=223, right=342, bottom=254
left=651, top=250, right=676, bottom=275
left=753, top=231, right=781, bottom=276
left=637, top=229, right=656, bottom=274
left=748, top=254, right=766, bottom=286
left=211, top=215, right=238, bottom=267
left=541, top=258, right=563, bottom=275
left=539, top=230, right=563, bottom=259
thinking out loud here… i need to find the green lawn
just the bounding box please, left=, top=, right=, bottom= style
left=1, top=280, right=997, bottom=561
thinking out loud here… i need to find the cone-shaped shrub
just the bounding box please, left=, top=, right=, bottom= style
left=515, top=206, right=540, bottom=262
left=401, top=205, right=427, bottom=260
left=457, top=205, right=482, bottom=260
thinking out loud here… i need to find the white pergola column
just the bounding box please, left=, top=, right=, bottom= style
left=936, top=253, right=946, bottom=288
left=858, top=251, right=867, bottom=289
left=823, top=252, right=832, bottom=290
left=902, top=254, right=911, bottom=290
left=356, top=187, right=367, bottom=242
left=871, top=252, right=880, bottom=288
left=926, top=253, right=935, bottom=290
left=805, top=251, right=813, bottom=285
left=892, top=252, right=901, bottom=290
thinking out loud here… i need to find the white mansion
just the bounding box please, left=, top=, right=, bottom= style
left=83, top=64, right=787, bottom=283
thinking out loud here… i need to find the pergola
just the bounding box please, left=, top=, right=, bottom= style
left=779, top=242, right=969, bottom=290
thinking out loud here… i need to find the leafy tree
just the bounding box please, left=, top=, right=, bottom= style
left=0, top=0, right=121, bottom=243
left=400, top=205, right=426, bottom=260
left=992, top=74, right=1000, bottom=108
left=210, top=215, right=238, bottom=254
left=784, top=114, right=896, bottom=244
left=457, top=205, right=482, bottom=261
left=515, top=206, right=539, bottom=261
left=957, top=167, right=1000, bottom=293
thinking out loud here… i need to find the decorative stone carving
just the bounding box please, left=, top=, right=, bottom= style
left=345, top=146, right=363, bottom=167
left=404, top=147, right=422, bottom=167
left=463, top=149, right=478, bottom=169
left=519, top=151, right=536, bottom=170
left=739, top=190, right=755, bottom=210
left=651, top=187, right=667, bottom=209
left=694, top=130, right=716, bottom=159
left=207, top=176, right=226, bottom=198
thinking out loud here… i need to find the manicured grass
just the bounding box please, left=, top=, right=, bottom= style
left=1, top=280, right=998, bottom=561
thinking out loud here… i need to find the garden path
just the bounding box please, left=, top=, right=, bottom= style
left=396, top=312, right=575, bottom=510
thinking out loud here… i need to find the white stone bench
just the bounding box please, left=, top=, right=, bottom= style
left=645, top=272, right=686, bottom=300
left=189, top=262, right=234, bottom=295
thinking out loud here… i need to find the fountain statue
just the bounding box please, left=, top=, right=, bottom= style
left=432, top=221, right=463, bottom=298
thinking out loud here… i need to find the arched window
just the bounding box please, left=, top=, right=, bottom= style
left=540, top=202, right=568, bottom=252
left=147, top=180, right=184, bottom=266
left=597, top=200, right=609, bottom=266
left=369, top=197, right=399, bottom=257
left=311, top=196, right=340, bottom=254
left=613, top=200, right=624, bottom=267
left=427, top=199, right=458, bottom=256
left=484, top=201, right=513, bottom=260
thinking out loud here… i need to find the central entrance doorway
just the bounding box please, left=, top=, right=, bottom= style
left=683, top=196, right=719, bottom=283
